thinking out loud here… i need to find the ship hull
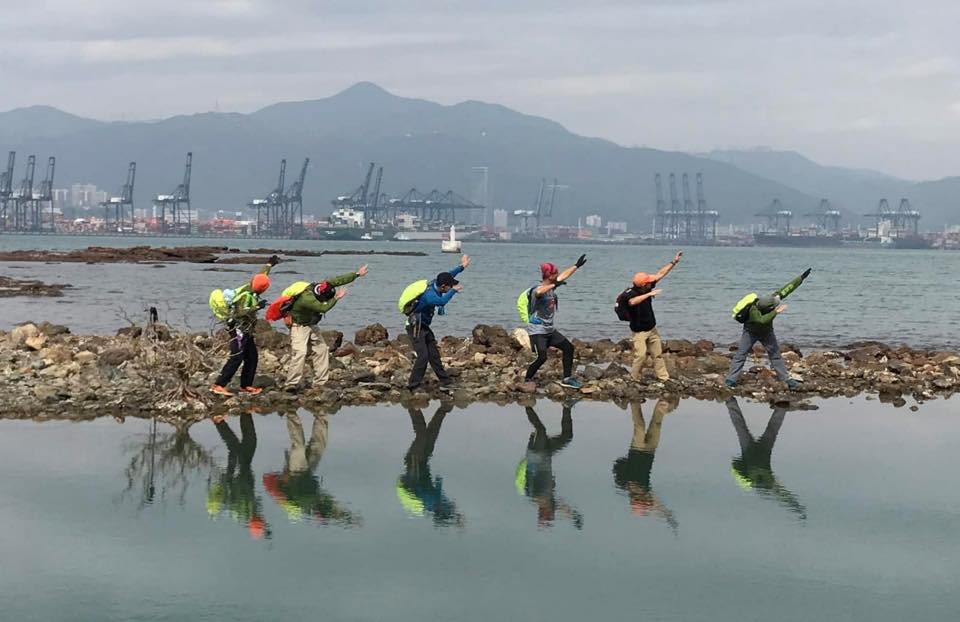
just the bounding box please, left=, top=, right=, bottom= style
left=753, top=233, right=844, bottom=247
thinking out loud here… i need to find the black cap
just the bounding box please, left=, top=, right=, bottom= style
left=436, top=272, right=459, bottom=287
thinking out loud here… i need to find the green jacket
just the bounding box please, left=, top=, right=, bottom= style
left=289, top=271, right=359, bottom=326
left=230, top=263, right=273, bottom=332
left=744, top=273, right=805, bottom=334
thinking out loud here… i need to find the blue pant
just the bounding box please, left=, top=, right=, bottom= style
left=725, top=329, right=790, bottom=384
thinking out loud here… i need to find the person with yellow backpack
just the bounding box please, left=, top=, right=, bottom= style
left=274, top=265, right=368, bottom=392
left=725, top=268, right=811, bottom=390
left=210, top=255, right=278, bottom=396
left=398, top=254, right=470, bottom=391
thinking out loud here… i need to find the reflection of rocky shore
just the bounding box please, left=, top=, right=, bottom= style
left=0, top=275, right=71, bottom=297
left=0, top=245, right=425, bottom=264
left=1, top=319, right=958, bottom=421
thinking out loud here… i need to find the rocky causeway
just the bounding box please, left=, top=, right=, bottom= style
left=2, top=319, right=957, bottom=427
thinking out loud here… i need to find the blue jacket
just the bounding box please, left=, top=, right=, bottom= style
left=411, top=265, right=463, bottom=326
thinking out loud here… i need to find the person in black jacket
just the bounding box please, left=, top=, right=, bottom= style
left=621, top=251, right=682, bottom=383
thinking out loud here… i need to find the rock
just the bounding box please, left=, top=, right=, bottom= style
left=74, top=351, right=97, bottom=364
left=37, top=322, right=71, bottom=337
left=664, top=339, right=698, bottom=357
left=99, top=347, right=137, bottom=366
left=355, top=324, right=389, bottom=346
left=9, top=323, right=39, bottom=346
left=582, top=365, right=604, bottom=381
left=602, top=363, right=629, bottom=379
left=24, top=333, right=48, bottom=350
left=116, top=326, right=143, bottom=339
left=321, top=330, right=344, bottom=351
left=932, top=378, right=955, bottom=390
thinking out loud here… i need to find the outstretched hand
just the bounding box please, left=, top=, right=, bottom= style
left=649, top=288, right=663, bottom=298
left=801, top=267, right=812, bottom=280
left=673, top=251, right=683, bottom=263
left=776, top=304, right=787, bottom=314
left=575, top=254, right=587, bottom=268
left=335, top=289, right=348, bottom=300
left=460, top=254, right=471, bottom=269
left=452, top=284, right=463, bottom=293
left=357, top=264, right=368, bottom=277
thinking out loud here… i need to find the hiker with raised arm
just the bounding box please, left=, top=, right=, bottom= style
left=614, top=251, right=682, bottom=386
left=519, top=254, right=587, bottom=390
left=209, top=255, right=279, bottom=396
left=265, top=265, right=368, bottom=392
left=725, top=268, right=811, bottom=390
left=399, top=254, right=470, bottom=391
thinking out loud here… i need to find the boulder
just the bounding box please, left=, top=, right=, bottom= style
left=9, top=323, right=39, bottom=346
left=37, top=322, right=71, bottom=338
left=74, top=351, right=97, bottom=365
left=116, top=326, right=143, bottom=339
left=24, top=333, right=48, bottom=351
left=355, top=323, right=389, bottom=346
left=602, top=363, right=630, bottom=379
left=321, top=330, right=344, bottom=351
left=99, top=347, right=137, bottom=367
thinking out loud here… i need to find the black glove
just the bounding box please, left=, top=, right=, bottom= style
left=801, top=268, right=812, bottom=280
left=575, top=254, right=587, bottom=268
left=257, top=298, right=267, bottom=310
left=554, top=280, right=567, bottom=287
left=268, top=254, right=281, bottom=267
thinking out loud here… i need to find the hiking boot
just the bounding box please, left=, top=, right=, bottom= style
left=210, top=384, right=234, bottom=397
left=724, top=379, right=737, bottom=388
left=560, top=377, right=583, bottom=390
left=786, top=379, right=802, bottom=391
left=240, top=386, right=263, bottom=395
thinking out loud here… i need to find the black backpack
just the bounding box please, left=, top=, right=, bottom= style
left=614, top=288, right=634, bottom=322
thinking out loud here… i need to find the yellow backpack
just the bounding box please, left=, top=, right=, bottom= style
left=732, top=293, right=758, bottom=323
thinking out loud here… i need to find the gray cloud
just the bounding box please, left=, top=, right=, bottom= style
left=1, top=0, right=958, bottom=178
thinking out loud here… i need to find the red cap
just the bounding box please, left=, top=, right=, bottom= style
left=632, top=272, right=656, bottom=287
left=540, top=262, right=558, bottom=279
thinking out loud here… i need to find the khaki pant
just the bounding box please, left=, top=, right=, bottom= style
left=630, top=397, right=677, bottom=451
left=285, top=324, right=330, bottom=388
left=285, top=413, right=328, bottom=473
left=631, top=328, right=669, bottom=381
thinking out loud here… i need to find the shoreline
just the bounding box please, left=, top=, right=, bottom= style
left=2, top=320, right=957, bottom=425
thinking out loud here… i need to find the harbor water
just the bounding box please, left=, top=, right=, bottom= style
left=0, top=397, right=957, bottom=621
left=1, top=236, right=958, bottom=348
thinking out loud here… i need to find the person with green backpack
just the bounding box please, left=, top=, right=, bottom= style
left=399, top=254, right=470, bottom=391
left=520, top=255, right=587, bottom=389
left=210, top=255, right=279, bottom=396
left=725, top=268, right=812, bottom=390
left=281, top=265, right=369, bottom=392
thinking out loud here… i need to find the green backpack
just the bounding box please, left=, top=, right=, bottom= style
left=732, top=293, right=758, bottom=323
left=516, top=287, right=536, bottom=323
left=398, top=280, right=429, bottom=315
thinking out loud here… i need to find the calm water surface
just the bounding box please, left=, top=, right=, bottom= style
left=0, top=396, right=957, bottom=621
left=1, top=236, right=959, bottom=348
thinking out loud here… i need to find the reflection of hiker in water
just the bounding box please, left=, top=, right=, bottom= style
left=726, top=397, right=807, bottom=519
left=206, top=412, right=271, bottom=540
left=516, top=404, right=583, bottom=530
left=612, top=398, right=679, bottom=531
left=397, top=402, right=464, bottom=527
left=262, top=411, right=361, bottom=527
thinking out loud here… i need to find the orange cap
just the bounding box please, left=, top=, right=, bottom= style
left=632, top=272, right=656, bottom=287
left=251, top=274, right=271, bottom=294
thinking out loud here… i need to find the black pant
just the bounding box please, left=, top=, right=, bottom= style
left=526, top=331, right=574, bottom=381
left=407, top=324, right=449, bottom=389
left=217, top=331, right=258, bottom=387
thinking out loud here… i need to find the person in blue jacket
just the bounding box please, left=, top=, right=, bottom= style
left=407, top=254, right=470, bottom=391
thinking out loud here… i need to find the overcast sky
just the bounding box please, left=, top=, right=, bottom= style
left=1, top=0, right=958, bottom=179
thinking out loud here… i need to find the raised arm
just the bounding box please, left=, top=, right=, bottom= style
left=536, top=254, right=586, bottom=295
left=629, top=288, right=662, bottom=306
left=778, top=268, right=810, bottom=300
left=653, top=251, right=683, bottom=281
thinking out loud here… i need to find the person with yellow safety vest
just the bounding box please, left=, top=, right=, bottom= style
left=282, top=265, right=368, bottom=392
left=611, top=397, right=679, bottom=531
left=396, top=403, right=464, bottom=527
left=726, top=397, right=806, bottom=519
left=261, top=410, right=361, bottom=526
left=515, top=403, right=583, bottom=529
left=206, top=411, right=271, bottom=540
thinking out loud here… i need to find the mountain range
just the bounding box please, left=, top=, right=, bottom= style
left=1, top=82, right=957, bottom=230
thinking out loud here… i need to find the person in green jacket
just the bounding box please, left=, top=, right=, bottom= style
left=725, top=268, right=811, bottom=389
left=283, top=265, right=368, bottom=391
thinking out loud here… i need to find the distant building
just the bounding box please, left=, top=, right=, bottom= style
left=606, top=221, right=628, bottom=234
left=493, top=209, right=508, bottom=230
left=585, top=214, right=602, bottom=228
